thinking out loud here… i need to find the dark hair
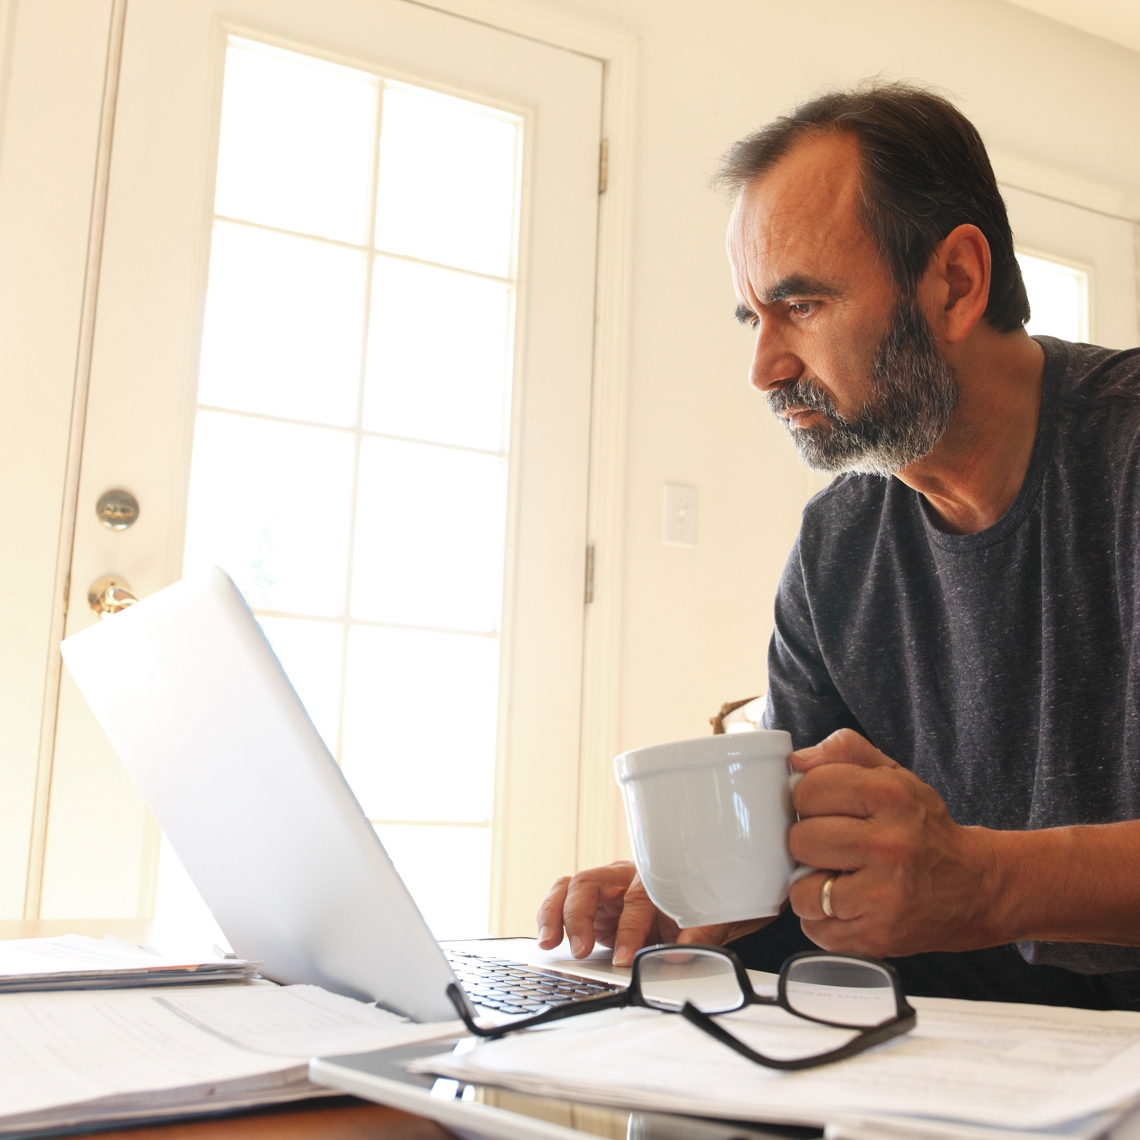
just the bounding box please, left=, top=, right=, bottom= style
left=717, top=83, right=1029, bottom=333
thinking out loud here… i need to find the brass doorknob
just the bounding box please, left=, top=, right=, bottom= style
left=88, top=576, right=139, bottom=619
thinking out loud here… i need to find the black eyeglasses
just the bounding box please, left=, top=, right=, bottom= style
left=448, top=944, right=915, bottom=1071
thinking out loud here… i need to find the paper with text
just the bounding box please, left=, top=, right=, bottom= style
left=410, top=996, right=1140, bottom=1133
left=0, top=982, right=461, bottom=1130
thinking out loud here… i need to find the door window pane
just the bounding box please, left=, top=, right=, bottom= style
left=183, top=412, right=354, bottom=615
left=342, top=626, right=498, bottom=822
left=351, top=438, right=508, bottom=631
left=1017, top=252, right=1089, bottom=342
left=215, top=39, right=376, bottom=244
left=375, top=824, right=491, bottom=941
left=198, top=223, right=366, bottom=425
left=257, top=617, right=344, bottom=753
left=364, top=258, right=512, bottom=450
left=375, top=84, right=519, bottom=277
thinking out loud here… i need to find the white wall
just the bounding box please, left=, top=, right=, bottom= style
left=521, top=0, right=1140, bottom=763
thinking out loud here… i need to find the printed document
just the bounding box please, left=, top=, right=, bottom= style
left=411, top=996, right=1140, bottom=1137
left=0, top=934, right=257, bottom=991
left=0, top=982, right=461, bottom=1135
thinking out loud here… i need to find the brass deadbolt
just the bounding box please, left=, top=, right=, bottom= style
left=96, top=489, right=140, bottom=530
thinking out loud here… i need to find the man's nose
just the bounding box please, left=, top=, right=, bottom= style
left=748, top=320, right=802, bottom=393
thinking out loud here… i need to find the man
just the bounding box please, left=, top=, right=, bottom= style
left=537, top=83, right=1140, bottom=1009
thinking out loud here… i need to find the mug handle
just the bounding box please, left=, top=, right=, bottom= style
left=786, top=771, right=818, bottom=883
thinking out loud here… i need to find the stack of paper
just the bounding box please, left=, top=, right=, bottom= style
left=410, top=996, right=1140, bottom=1140
left=0, top=934, right=258, bottom=991
left=0, top=981, right=462, bottom=1135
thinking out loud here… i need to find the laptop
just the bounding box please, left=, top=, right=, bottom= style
left=59, top=567, right=623, bottom=1025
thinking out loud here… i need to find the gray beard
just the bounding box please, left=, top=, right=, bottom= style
left=768, top=296, right=958, bottom=478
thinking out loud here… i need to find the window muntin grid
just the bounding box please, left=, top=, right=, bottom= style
left=179, top=36, right=524, bottom=938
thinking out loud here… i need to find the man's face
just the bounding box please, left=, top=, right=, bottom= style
left=727, top=132, right=957, bottom=477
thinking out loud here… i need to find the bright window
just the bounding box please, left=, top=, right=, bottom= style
left=1017, top=251, right=1089, bottom=343
left=164, top=37, right=523, bottom=939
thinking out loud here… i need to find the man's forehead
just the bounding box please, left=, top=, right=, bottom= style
left=728, top=132, right=869, bottom=301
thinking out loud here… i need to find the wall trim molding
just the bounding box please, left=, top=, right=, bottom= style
left=991, top=149, right=1140, bottom=222
left=0, top=0, right=21, bottom=168
left=411, top=0, right=638, bottom=872
left=23, top=0, right=127, bottom=918
left=577, top=35, right=638, bottom=872
left=405, top=0, right=634, bottom=57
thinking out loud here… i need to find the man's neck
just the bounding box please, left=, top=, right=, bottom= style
left=895, top=329, right=1046, bottom=536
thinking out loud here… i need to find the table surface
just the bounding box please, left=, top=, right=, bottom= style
left=0, top=919, right=453, bottom=1140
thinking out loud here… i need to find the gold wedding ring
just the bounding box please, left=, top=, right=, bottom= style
left=820, top=875, right=838, bottom=919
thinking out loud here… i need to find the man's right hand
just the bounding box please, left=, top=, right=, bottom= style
left=536, top=861, right=775, bottom=967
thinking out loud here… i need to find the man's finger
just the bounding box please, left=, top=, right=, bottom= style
left=611, top=876, right=663, bottom=967
left=788, top=869, right=863, bottom=921
left=789, top=814, right=869, bottom=871
left=791, top=727, right=900, bottom=772
left=676, top=915, right=775, bottom=948
left=792, top=767, right=876, bottom=819
left=559, top=866, right=638, bottom=958
left=793, top=763, right=915, bottom=821
left=535, top=876, right=571, bottom=949
left=561, top=878, right=614, bottom=958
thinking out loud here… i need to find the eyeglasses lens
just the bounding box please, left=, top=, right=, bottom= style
left=783, top=956, right=898, bottom=1027
left=637, top=948, right=746, bottom=1014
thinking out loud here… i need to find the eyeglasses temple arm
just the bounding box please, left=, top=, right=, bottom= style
left=679, top=1002, right=917, bottom=1071
left=447, top=982, right=627, bottom=1038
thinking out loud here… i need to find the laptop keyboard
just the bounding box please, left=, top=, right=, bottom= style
left=445, top=951, right=620, bottom=1016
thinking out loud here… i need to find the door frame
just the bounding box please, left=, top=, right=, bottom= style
left=23, top=0, right=128, bottom=918
left=417, top=1, right=645, bottom=878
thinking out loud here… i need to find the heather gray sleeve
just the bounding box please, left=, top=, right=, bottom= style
left=761, top=533, right=862, bottom=751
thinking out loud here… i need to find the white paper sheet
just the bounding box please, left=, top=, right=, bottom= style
left=157, top=983, right=455, bottom=1057
left=409, top=996, right=1140, bottom=1134
left=0, top=935, right=166, bottom=972
left=0, top=982, right=462, bottom=1131
left=0, top=934, right=257, bottom=990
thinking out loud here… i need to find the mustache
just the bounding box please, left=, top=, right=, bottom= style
left=767, top=378, right=843, bottom=421
left=764, top=293, right=958, bottom=478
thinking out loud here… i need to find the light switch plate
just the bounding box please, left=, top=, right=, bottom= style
left=664, top=484, right=697, bottom=546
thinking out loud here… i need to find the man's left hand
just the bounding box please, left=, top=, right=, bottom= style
left=787, top=728, right=1001, bottom=957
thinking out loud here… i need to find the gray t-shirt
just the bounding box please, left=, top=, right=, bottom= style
left=763, top=336, right=1140, bottom=974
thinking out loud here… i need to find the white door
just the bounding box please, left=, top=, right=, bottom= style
left=35, top=0, right=602, bottom=939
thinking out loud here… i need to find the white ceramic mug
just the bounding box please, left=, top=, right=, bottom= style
left=613, top=730, right=814, bottom=929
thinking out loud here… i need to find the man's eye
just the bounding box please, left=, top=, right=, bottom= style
left=790, top=302, right=815, bottom=316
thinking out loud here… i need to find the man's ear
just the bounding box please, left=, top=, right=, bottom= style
left=922, top=223, right=991, bottom=344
